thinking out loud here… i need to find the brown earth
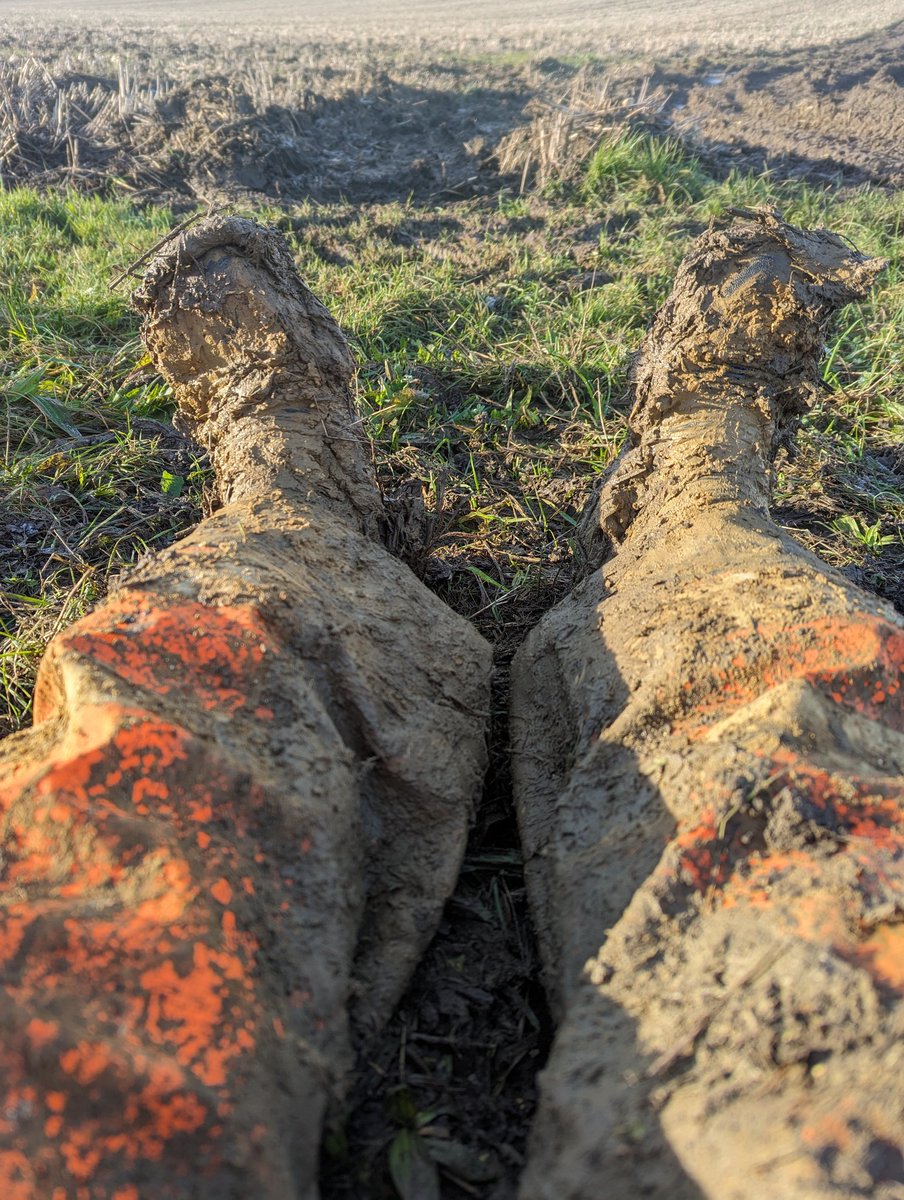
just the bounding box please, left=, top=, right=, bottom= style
left=662, top=22, right=904, bottom=186
left=1, top=19, right=904, bottom=206
left=0, top=60, right=524, bottom=205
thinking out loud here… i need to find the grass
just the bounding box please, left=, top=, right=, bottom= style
left=0, top=190, right=208, bottom=734
left=0, top=112, right=903, bottom=1200
left=2, top=132, right=904, bottom=739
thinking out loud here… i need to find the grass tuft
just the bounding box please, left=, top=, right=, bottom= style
left=0, top=190, right=208, bottom=735
left=583, top=128, right=706, bottom=204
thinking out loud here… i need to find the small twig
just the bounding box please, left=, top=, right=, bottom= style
left=398, top=1019, right=408, bottom=1081
left=46, top=566, right=96, bottom=642
left=427, top=174, right=479, bottom=200
left=438, top=1171, right=479, bottom=1196
left=109, top=207, right=218, bottom=290
left=409, top=1032, right=498, bottom=1049
left=645, top=940, right=790, bottom=1078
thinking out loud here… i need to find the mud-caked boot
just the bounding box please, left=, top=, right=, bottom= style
left=0, top=217, right=492, bottom=1199
left=511, top=210, right=904, bottom=1200
left=134, top=216, right=384, bottom=530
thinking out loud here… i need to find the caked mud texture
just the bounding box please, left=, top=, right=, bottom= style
left=511, top=211, right=904, bottom=1199
left=0, top=217, right=492, bottom=1199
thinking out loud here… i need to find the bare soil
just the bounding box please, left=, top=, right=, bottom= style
left=2, top=17, right=904, bottom=205
left=664, top=22, right=904, bottom=185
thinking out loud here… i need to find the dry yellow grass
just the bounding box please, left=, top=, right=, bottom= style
left=2, top=0, right=903, bottom=58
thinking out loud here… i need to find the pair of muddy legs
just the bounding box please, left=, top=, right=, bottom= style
left=0, top=213, right=901, bottom=1199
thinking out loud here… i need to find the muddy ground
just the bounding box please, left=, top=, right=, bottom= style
left=665, top=23, right=904, bottom=186
left=1, top=10, right=903, bottom=1200
left=1, top=20, right=904, bottom=205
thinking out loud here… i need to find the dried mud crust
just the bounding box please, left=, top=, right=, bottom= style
left=511, top=213, right=904, bottom=1199
left=663, top=21, right=904, bottom=185
left=321, top=698, right=551, bottom=1200
left=0, top=218, right=494, bottom=1198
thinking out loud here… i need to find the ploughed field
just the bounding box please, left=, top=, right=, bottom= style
left=1, top=6, right=903, bottom=1198
left=2, top=7, right=904, bottom=201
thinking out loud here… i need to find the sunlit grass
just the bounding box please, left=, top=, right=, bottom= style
left=0, top=190, right=208, bottom=733
left=3, top=133, right=903, bottom=734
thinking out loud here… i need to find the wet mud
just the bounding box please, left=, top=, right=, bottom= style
left=662, top=22, right=904, bottom=185
left=2, top=205, right=903, bottom=1199
left=0, top=59, right=532, bottom=207
left=4, top=21, right=904, bottom=206
left=0, top=47, right=903, bottom=1179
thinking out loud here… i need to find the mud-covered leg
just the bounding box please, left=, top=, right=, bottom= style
left=0, top=218, right=492, bottom=1199
left=512, top=211, right=904, bottom=1199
